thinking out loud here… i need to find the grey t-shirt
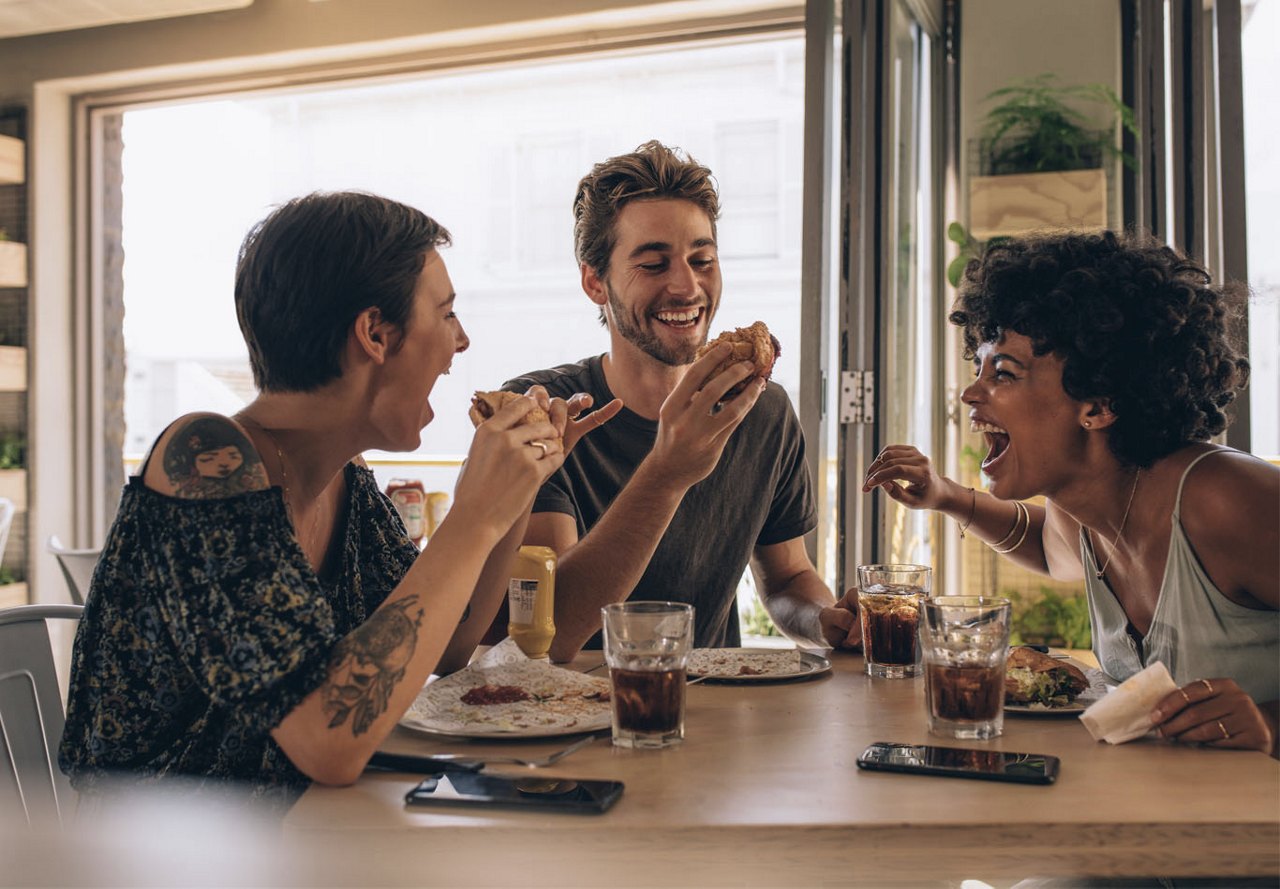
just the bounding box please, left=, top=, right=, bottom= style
left=504, top=355, right=817, bottom=648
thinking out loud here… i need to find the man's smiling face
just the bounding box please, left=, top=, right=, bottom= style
left=589, top=198, right=721, bottom=367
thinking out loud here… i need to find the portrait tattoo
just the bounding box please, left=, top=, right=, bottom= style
left=322, top=596, right=424, bottom=735
left=163, top=417, right=268, bottom=498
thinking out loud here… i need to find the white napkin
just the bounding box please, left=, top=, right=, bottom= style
left=1079, top=660, right=1178, bottom=744
left=472, top=637, right=530, bottom=668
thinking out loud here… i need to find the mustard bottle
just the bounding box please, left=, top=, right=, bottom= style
left=508, top=545, right=556, bottom=659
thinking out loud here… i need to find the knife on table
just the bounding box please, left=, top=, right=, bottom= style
left=365, top=751, right=485, bottom=775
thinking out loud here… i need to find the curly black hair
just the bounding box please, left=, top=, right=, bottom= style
left=950, top=230, right=1250, bottom=468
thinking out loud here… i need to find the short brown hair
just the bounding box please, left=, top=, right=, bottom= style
left=235, top=191, right=450, bottom=392
left=573, top=140, right=720, bottom=280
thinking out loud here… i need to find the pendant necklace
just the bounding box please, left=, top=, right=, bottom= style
left=238, top=415, right=327, bottom=552
left=1091, top=470, right=1140, bottom=580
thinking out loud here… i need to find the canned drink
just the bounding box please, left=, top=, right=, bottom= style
left=508, top=545, right=556, bottom=659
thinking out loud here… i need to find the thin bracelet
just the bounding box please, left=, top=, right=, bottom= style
left=988, top=500, right=1025, bottom=550
left=956, top=487, right=977, bottom=538
left=993, top=501, right=1032, bottom=554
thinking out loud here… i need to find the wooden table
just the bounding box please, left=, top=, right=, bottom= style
left=283, top=652, right=1279, bottom=887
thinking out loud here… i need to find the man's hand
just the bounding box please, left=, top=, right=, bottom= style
left=819, top=588, right=861, bottom=650
left=647, top=342, right=764, bottom=490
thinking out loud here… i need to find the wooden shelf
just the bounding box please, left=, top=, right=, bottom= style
left=968, top=168, right=1107, bottom=240
left=0, top=134, right=22, bottom=185
left=0, top=240, right=25, bottom=288
left=0, top=468, right=26, bottom=512
left=0, top=346, right=25, bottom=391
left=0, top=582, right=28, bottom=609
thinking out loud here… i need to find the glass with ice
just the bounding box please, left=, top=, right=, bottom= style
left=857, top=564, right=931, bottom=678
left=601, top=602, right=694, bottom=749
left=920, top=596, right=1012, bottom=740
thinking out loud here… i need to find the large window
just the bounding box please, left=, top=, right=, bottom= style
left=119, top=37, right=807, bottom=497
left=1242, top=0, right=1280, bottom=457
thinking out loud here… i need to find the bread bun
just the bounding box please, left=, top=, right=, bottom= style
left=468, top=391, right=551, bottom=429
left=695, top=321, right=781, bottom=399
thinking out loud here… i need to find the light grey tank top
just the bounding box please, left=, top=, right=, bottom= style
left=1080, top=449, right=1280, bottom=703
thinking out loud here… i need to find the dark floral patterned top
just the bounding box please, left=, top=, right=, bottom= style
left=58, top=463, right=419, bottom=809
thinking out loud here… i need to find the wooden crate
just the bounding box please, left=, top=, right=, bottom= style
left=0, top=346, right=25, bottom=391
left=0, top=469, right=26, bottom=512
left=0, top=240, right=26, bottom=288
left=968, top=168, right=1107, bottom=240
left=0, top=135, right=22, bottom=185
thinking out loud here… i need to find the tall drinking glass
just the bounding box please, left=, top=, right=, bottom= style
left=920, top=596, right=1012, bottom=740
left=601, top=602, right=694, bottom=749
left=857, top=564, right=931, bottom=678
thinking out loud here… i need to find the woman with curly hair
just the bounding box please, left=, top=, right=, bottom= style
left=863, top=230, right=1278, bottom=756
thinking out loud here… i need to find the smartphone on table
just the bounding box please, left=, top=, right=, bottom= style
left=856, top=741, right=1059, bottom=785
left=404, top=771, right=624, bottom=814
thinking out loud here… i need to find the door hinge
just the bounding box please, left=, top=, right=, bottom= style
left=839, top=370, right=875, bottom=425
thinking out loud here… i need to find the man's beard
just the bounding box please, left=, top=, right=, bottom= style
left=606, top=282, right=710, bottom=367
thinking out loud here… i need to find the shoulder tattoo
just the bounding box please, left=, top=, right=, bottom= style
left=161, top=416, right=269, bottom=499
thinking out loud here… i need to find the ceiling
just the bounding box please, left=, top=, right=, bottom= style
left=0, top=0, right=253, bottom=40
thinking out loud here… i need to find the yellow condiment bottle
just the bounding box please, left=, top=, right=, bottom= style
left=508, top=545, right=556, bottom=659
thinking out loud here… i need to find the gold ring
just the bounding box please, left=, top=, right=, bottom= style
left=1200, top=678, right=1215, bottom=694
left=1217, top=721, right=1230, bottom=741
left=1178, top=688, right=1192, bottom=705
left=530, top=441, right=548, bottom=457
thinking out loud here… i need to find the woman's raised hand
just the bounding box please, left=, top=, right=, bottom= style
left=526, top=386, right=623, bottom=455
left=861, top=445, right=962, bottom=511
left=450, top=394, right=564, bottom=542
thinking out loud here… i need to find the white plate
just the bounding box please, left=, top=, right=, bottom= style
left=399, top=661, right=612, bottom=739
left=687, top=648, right=832, bottom=683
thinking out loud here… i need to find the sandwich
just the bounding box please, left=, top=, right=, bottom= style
left=467, top=390, right=551, bottom=429
left=1004, top=646, right=1089, bottom=708
left=695, top=320, right=781, bottom=400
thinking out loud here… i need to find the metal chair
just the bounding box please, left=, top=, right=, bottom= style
left=46, top=536, right=100, bottom=606
left=0, top=604, right=83, bottom=826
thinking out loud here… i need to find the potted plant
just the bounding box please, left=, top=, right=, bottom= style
left=968, top=73, right=1139, bottom=239
left=0, top=432, right=25, bottom=511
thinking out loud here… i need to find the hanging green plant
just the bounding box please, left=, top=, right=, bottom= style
left=946, top=221, right=1008, bottom=288
left=980, top=73, right=1139, bottom=175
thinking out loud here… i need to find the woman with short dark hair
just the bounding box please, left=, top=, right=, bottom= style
left=59, top=191, right=615, bottom=806
left=864, top=230, right=1278, bottom=756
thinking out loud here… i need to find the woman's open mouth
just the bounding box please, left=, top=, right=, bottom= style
left=653, top=307, right=703, bottom=330
left=972, top=420, right=1010, bottom=472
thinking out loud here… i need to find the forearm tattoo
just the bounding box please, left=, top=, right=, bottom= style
left=163, top=417, right=268, bottom=498
left=321, top=596, right=425, bottom=736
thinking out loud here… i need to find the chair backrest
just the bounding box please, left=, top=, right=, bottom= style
left=0, top=497, right=15, bottom=571
left=0, top=604, right=84, bottom=827
left=46, top=536, right=101, bottom=607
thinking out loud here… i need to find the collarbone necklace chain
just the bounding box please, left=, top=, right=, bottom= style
left=1092, top=469, right=1141, bottom=580
left=240, top=416, right=328, bottom=554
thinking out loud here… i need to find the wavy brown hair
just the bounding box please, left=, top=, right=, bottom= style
left=950, top=230, right=1250, bottom=468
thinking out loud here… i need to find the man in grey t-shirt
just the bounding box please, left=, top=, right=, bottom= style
left=508, top=141, right=860, bottom=658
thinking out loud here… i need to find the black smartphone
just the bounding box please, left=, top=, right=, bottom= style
left=856, top=741, right=1059, bottom=785
left=404, top=771, right=624, bottom=814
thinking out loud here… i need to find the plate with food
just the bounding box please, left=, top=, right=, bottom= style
left=401, top=660, right=612, bottom=738
left=1003, top=647, right=1107, bottom=715
left=686, top=647, right=831, bottom=682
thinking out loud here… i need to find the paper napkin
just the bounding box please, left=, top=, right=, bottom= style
left=1079, top=660, right=1178, bottom=744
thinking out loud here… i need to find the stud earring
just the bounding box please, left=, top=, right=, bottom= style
left=1083, top=421, right=1092, bottom=428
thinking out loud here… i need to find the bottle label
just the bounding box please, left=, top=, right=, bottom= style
left=508, top=578, right=539, bottom=624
